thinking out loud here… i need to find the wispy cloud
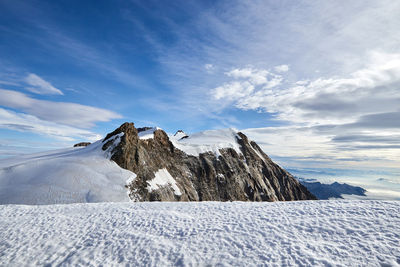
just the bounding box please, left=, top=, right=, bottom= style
left=0, top=80, right=20, bottom=86
left=0, top=107, right=102, bottom=141
left=243, top=125, right=400, bottom=170
left=332, top=134, right=400, bottom=144
left=0, top=89, right=122, bottom=128
left=24, top=73, right=63, bottom=95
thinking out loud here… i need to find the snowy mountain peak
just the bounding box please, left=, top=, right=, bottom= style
left=0, top=122, right=316, bottom=204
left=103, top=122, right=315, bottom=202
left=173, top=130, right=188, bottom=140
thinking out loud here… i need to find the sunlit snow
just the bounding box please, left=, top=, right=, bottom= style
left=0, top=201, right=399, bottom=266
left=138, top=127, right=160, bottom=140
left=170, top=128, right=242, bottom=157
left=147, top=168, right=182, bottom=196
left=0, top=138, right=136, bottom=205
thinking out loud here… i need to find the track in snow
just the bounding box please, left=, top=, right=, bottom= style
left=1, top=200, right=399, bottom=266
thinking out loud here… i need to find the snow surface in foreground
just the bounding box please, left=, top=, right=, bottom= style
left=1, top=200, right=399, bottom=266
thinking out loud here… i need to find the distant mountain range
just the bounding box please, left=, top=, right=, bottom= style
left=297, top=177, right=366, bottom=199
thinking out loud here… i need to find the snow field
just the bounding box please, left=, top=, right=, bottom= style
left=169, top=128, right=243, bottom=157
left=1, top=200, right=399, bottom=266
left=0, top=139, right=135, bottom=205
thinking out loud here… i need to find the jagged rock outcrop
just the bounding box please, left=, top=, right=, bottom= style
left=73, top=142, right=91, bottom=147
left=102, top=122, right=316, bottom=202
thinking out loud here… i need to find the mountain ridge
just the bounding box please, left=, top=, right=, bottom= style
left=0, top=122, right=316, bottom=204
left=104, top=122, right=316, bottom=202
left=297, top=178, right=366, bottom=199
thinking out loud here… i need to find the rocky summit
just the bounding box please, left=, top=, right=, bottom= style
left=102, top=122, right=316, bottom=201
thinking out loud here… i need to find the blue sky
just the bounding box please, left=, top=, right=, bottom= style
left=1, top=0, right=400, bottom=190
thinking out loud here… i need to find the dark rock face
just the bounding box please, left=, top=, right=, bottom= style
left=103, top=122, right=317, bottom=202
left=73, top=142, right=91, bottom=147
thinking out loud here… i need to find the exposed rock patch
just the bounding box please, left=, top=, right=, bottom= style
left=73, top=142, right=91, bottom=147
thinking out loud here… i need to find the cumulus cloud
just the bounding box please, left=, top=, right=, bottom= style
left=274, top=65, right=289, bottom=73
left=0, top=89, right=122, bottom=128
left=226, top=67, right=282, bottom=87
left=226, top=52, right=400, bottom=170
left=213, top=52, right=400, bottom=126
left=25, top=73, right=63, bottom=95
left=213, top=81, right=254, bottom=101
left=211, top=67, right=284, bottom=107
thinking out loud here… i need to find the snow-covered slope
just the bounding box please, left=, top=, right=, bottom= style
left=1, top=200, right=399, bottom=266
left=169, top=128, right=242, bottom=157
left=0, top=138, right=136, bottom=205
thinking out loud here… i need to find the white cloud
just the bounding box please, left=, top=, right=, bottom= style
left=0, top=107, right=102, bottom=142
left=213, top=51, right=400, bottom=125
left=212, top=67, right=284, bottom=105
left=214, top=52, right=400, bottom=170
left=107, top=0, right=400, bottom=152
left=129, top=0, right=400, bottom=120
left=274, top=65, right=289, bottom=73
left=0, top=89, right=122, bottom=128
left=25, top=73, right=63, bottom=95
left=204, top=64, right=214, bottom=70
left=0, top=80, right=20, bottom=86
left=213, top=81, right=254, bottom=101
left=226, top=68, right=281, bottom=86
left=242, top=125, right=400, bottom=170
left=295, top=80, right=309, bottom=85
